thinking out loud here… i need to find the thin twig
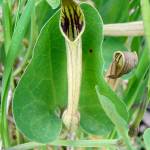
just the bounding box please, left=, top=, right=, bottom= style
left=104, top=21, right=144, bottom=37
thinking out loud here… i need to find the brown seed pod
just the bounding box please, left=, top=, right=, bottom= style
left=107, top=51, right=138, bottom=79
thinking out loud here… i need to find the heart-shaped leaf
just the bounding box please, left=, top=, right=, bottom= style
left=13, top=3, right=128, bottom=143
left=13, top=11, right=68, bottom=143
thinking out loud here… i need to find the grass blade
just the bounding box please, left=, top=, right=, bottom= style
left=1, top=0, right=35, bottom=147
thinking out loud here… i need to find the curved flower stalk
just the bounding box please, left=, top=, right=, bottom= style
left=60, top=0, right=85, bottom=131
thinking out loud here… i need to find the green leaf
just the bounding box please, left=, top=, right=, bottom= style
left=0, top=46, right=5, bottom=64
left=1, top=0, right=35, bottom=147
left=13, top=3, right=128, bottom=142
left=124, top=47, right=150, bottom=108
left=129, top=0, right=140, bottom=21
left=36, top=0, right=57, bottom=31
left=93, top=0, right=129, bottom=23
left=2, top=0, right=35, bottom=100
left=96, top=89, right=134, bottom=150
left=79, top=4, right=128, bottom=136
left=131, top=37, right=141, bottom=54
left=143, top=128, right=150, bottom=150
left=2, top=0, right=12, bottom=54
left=46, top=0, right=60, bottom=9
left=13, top=10, right=67, bottom=143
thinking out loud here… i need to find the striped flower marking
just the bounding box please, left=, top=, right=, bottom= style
left=60, top=0, right=84, bottom=41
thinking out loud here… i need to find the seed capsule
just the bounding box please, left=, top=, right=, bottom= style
left=107, top=51, right=138, bottom=79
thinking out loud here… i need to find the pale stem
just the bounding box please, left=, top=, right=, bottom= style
left=104, top=21, right=144, bottom=37
left=105, top=70, right=119, bottom=91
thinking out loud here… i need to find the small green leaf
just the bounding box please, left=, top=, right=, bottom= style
left=46, top=0, right=60, bottom=9
left=143, top=128, right=150, bottom=150
left=96, top=89, right=128, bottom=131
left=96, top=89, right=134, bottom=150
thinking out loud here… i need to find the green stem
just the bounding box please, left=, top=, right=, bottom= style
left=35, top=0, right=43, bottom=6
left=141, top=0, right=150, bottom=54
left=13, top=2, right=38, bottom=77
left=2, top=0, right=12, bottom=54
left=123, top=0, right=150, bottom=108
left=108, top=129, right=116, bottom=139
left=1, top=0, right=12, bottom=144
left=125, top=47, right=150, bottom=109
left=14, top=0, right=21, bottom=29
left=1, top=74, right=11, bottom=148
left=125, top=19, right=150, bottom=110
left=129, top=81, right=150, bottom=136
left=6, top=139, right=122, bottom=150
left=13, top=47, right=31, bottom=77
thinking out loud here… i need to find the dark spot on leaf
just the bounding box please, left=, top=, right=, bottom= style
left=12, top=134, right=17, bottom=140
left=89, top=49, right=93, bottom=53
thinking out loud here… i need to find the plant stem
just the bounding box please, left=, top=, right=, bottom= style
left=1, top=0, right=12, bottom=147
left=14, top=0, right=21, bottom=29
left=129, top=69, right=150, bottom=136
left=6, top=139, right=122, bottom=150
left=1, top=74, right=11, bottom=148
left=2, top=0, right=12, bottom=54
left=141, top=0, right=150, bottom=54
left=13, top=2, right=38, bottom=77
left=129, top=91, right=149, bottom=136
left=35, top=0, right=43, bottom=6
